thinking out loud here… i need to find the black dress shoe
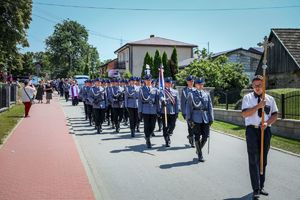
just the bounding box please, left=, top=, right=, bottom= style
left=260, top=188, right=268, bottom=196
left=252, top=190, right=260, bottom=199
left=136, top=128, right=140, bottom=133
left=151, top=132, right=156, bottom=137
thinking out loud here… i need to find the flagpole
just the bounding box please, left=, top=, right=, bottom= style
left=258, top=36, right=274, bottom=175
left=159, top=64, right=167, bottom=127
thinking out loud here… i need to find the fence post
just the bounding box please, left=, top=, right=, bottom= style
left=281, top=94, right=285, bottom=119
left=225, top=93, right=228, bottom=110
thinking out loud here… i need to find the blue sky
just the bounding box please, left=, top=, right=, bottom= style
left=23, top=0, right=300, bottom=60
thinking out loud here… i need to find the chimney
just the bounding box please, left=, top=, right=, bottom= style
left=150, top=35, right=155, bottom=38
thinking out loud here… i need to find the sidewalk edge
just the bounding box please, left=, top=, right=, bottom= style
left=0, top=117, right=24, bottom=150
left=211, top=128, right=300, bottom=158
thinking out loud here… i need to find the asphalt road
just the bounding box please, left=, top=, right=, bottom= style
left=61, top=99, right=300, bottom=200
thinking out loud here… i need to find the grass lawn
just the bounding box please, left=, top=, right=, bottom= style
left=0, top=104, right=24, bottom=145
left=178, top=113, right=300, bottom=155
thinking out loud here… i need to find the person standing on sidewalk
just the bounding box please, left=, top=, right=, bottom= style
left=22, top=80, right=36, bottom=117
left=45, top=81, right=53, bottom=104
left=181, top=75, right=195, bottom=147
left=241, top=75, right=278, bottom=200
left=36, top=80, right=44, bottom=103
left=70, top=80, right=79, bottom=106
left=63, top=79, right=70, bottom=102
left=186, top=77, right=214, bottom=162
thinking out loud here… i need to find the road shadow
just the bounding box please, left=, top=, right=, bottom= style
left=223, top=193, right=253, bottom=200
left=157, top=144, right=190, bottom=152
left=110, top=144, right=158, bottom=156
left=102, top=134, right=144, bottom=141
left=159, top=158, right=199, bottom=169
left=75, top=132, right=99, bottom=136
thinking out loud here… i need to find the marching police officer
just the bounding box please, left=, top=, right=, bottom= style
left=108, top=79, right=124, bottom=133
left=138, top=74, right=159, bottom=148
left=79, top=80, right=88, bottom=120
left=125, top=77, right=139, bottom=137
left=105, top=79, right=114, bottom=128
left=241, top=75, right=278, bottom=199
left=181, top=75, right=195, bottom=147
left=135, top=77, right=141, bottom=132
left=121, top=79, right=129, bottom=126
left=186, top=77, right=214, bottom=162
left=90, top=78, right=108, bottom=134
left=85, top=80, right=94, bottom=126
left=159, top=77, right=180, bottom=147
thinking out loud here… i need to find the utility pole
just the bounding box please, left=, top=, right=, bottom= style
left=207, top=42, right=210, bottom=54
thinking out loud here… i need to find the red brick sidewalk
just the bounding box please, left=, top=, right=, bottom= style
left=0, top=97, right=95, bottom=200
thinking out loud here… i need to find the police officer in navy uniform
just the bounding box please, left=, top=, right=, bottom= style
left=106, top=79, right=115, bottom=129
left=135, top=77, right=141, bottom=132
left=181, top=75, right=195, bottom=147
left=91, top=78, right=108, bottom=134
left=159, top=77, right=180, bottom=147
left=108, top=79, right=124, bottom=133
left=125, top=77, right=139, bottom=137
left=138, top=74, right=159, bottom=148
left=154, top=79, right=163, bottom=133
left=85, top=80, right=94, bottom=126
left=241, top=75, right=278, bottom=200
left=121, top=79, right=129, bottom=126
left=79, top=80, right=89, bottom=120
left=186, top=77, right=214, bottom=162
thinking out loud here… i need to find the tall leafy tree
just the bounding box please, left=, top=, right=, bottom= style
left=0, top=0, right=32, bottom=73
left=152, top=50, right=161, bottom=79
left=141, top=52, right=150, bottom=77
left=170, top=48, right=178, bottom=80
left=46, top=20, right=94, bottom=78
left=176, top=49, right=249, bottom=91
left=162, top=51, right=172, bottom=77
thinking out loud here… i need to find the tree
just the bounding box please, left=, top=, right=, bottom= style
left=0, top=0, right=32, bottom=72
left=170, top=48, right=178, bottom=80
left=45, top=20, right=97, bottom=78
left=122, top=70, right=132, bottom=79
left=152, top=50, right=161, bottom=79
left=176, top=49, right=249, bottom=91
left=141, top=52, right=151, bottom=78
left=162, top=51, right=172, bottom=77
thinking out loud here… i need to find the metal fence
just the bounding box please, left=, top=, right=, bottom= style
left=213, top=88, right=300, bottom=120
left=0, top=83, right=18, bottom=111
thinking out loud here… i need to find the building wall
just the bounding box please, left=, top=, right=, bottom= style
left=130, top=46, right=193, bottom=77
left=227, top=50, right=261, bottom=81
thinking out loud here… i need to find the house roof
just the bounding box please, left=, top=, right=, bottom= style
left=114, top=36, right=198, bottom=53
left=99, top=58, right=117, bottom=68
left=272, top=28, right=300, bottom=68
left=212, top=47, right=263, bottom=58
left=178, top=57, right=197, bottom=68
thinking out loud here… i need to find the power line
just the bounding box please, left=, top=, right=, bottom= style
left=32, top=13, right=126, bottom=42
left=34, top=2, right=300, bottom=12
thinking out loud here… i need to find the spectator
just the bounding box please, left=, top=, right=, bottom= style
left=36, top=80, right=44, bottom=103
left=45, top=81, right=53, bottom=104
left=22, top=80, right=36, bottom=117
left=70, top=80, right=79, bottom=106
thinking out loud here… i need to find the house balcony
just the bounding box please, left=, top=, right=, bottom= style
left=116, top=61, right=126, bottom=69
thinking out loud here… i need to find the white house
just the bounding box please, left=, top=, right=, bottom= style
left=114, top=35, right=198, bottom=77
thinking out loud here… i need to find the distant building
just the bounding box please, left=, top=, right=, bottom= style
left=114, top=35, right=197, bottom=77
left=256, top=28, right=300, bottom=89
left=99, top=59, right=122, bottom=78
left=212, top=47, right=263, bottom=81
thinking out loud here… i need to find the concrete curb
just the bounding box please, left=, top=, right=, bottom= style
left=211, top=128, right=300, bottom=158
